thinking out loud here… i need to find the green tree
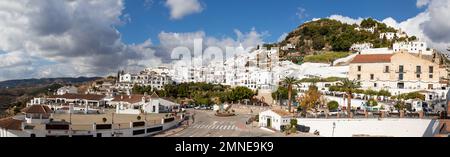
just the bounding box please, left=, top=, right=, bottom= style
left=282, top=77, right=302, bottom=113
left=336, top=79, right=361, bottom=117
left=228, top=86, right=255, bottom=103
left=271, top=86, right=296, bottom=101
left=298, top=85, right=322, bottom=115
left=360, top=18, right=377, bottom=28
left=312, top=37, right=325, bottom=50
left=367, top=98, right=378, bottom=107
left=327, top=101, right=339, bottom=110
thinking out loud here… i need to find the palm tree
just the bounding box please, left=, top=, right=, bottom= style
left=336, top=79, right=361, bottom=118
left=282, top=77, right=301, bottom=113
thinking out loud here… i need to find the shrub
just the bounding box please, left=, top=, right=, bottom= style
left=327, top=101, right=339, bottom=110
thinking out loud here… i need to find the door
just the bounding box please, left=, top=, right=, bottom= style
left=267, top=118, right=271, bottom=128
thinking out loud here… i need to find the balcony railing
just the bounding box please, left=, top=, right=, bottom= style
left=395, top=70, right=406, bottom=73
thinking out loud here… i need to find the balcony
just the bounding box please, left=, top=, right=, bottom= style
left=395, top=70, right=406, bottom=73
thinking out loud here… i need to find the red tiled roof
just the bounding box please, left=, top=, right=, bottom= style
left=21, top=105, right=52, bottom=114
left=271, top=109, right=291, bottom=117
left=112, top=95, right=148, bottom=104
left=48, top=93, right=106, bottom=101
left=150, top=92, right=159, bottom=99
left=350, top=54, right=393, bottom=63
left=0, top=117, right=23, bottom=130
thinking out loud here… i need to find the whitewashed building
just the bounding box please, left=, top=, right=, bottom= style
left=56, top=86, right=78, bottom=95
left=117, top=68, right=173, bottom=92
left=259, top=109, right=292, bottom=131
left=351, top=43, right=373, bottom=52
left=393, top=41, right=433, bottom=55
left=379, top=31, right=407, bottom=40
left=110, top=93, right=180, bottom=114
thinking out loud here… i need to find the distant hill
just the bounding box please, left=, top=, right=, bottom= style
left=0, top=77, right=102, bottom=89
left=0, top=77, right=102, bottom=116
left=276, top=18, right=416, bottom=61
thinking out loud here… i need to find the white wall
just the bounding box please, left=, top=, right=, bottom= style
left=296, top=118, right=438, bottom=137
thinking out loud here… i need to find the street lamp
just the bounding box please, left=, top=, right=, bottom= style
left=332, top=122, right=336, bottom=137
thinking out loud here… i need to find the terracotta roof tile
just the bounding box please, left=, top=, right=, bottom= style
left=112, top=95, right=148, bottom=104
left=271, top=109, right=291, bottom=117
left=350, top=54, right=393, bottom=63
left=0, top=117, right=23, bottom=130
left=48, top=93, right=106, bottom=101
left=21, top=105, right=52, bottom=114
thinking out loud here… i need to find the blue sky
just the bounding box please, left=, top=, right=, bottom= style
left=119, top=0, right=425, bottom=45
left=3, top=0, right=448, bottom=81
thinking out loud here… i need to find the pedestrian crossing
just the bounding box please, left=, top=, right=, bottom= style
left=190, top=121, right=239, bottom=131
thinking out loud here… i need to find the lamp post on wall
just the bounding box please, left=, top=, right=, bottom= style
left=332, top=122, right=336, bottom=137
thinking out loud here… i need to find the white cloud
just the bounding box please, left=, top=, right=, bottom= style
left=165, top=0, right=203, bottom=20
left=296, top=7, right=308, bottom=20
left=378, top=0, right=450, bottom=52
left=278, top=33, right=288, bottom=42
left=328, top=15, right=365, bottom=25
left=155, top=28, right=268, bottom=65
left=144, top=0, right=154, bottom=9
left=417, top=0, right=431, bottom=8
left=0, top=0, right=162, bottom=81
left=321, top=0, right=450, bottom=53
left=381, top=17, right=400, bottom=29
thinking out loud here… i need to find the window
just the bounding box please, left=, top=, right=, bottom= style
left=152, top=106, right=156, bottom=112
left=357, top=66, right=362, bottom=72
left=429, top=74, right=433, bottom=79
left=384, top=66, right=390, bottom=73
left=416, top=66, right=421, bottom=73
left=429, top=66, right=434, bottom=73
left=399, top=74, right=404, bottom=80
left=398, top=83, right=405, bottom=89
left=374, top=83, right=377, bottom=87
left=370, top=74, right=374, bottom=80
left=357, top=74, right=361, bottom=80
left=399, top=65, right=404, bottom=73
left=417, top=74, right=421, bottom=78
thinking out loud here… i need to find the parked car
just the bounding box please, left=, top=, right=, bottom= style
left=328, top=110, right=339, bottom=116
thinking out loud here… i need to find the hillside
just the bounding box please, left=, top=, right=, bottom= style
left=277, top=18, right=417, bottom=62
left=0, top=77, right=102, bottom=89
left=0, top=77, right=102, bottom=117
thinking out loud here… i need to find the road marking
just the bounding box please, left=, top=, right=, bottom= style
left=232, top=126, right=237, bottom=130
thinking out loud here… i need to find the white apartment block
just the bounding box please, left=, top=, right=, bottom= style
left=351, top=43, right=373, bottom=52
left=355, top=27, right=376, bottom=33
left=169, top=48, right=280, bottom=91
left=117, top=68, right=173, bottom=91
left=281, top=43, right=295, bottom=51
left=56, top=86, right=78, bottom=95
left=379, top=31, right=407, bottom=40
left=393, top=41, right=433, bottom=55
left=348, top=52, right=448, bottom=96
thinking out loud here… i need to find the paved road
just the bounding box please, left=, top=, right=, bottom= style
left=170, top=110, right=276, bottom=137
